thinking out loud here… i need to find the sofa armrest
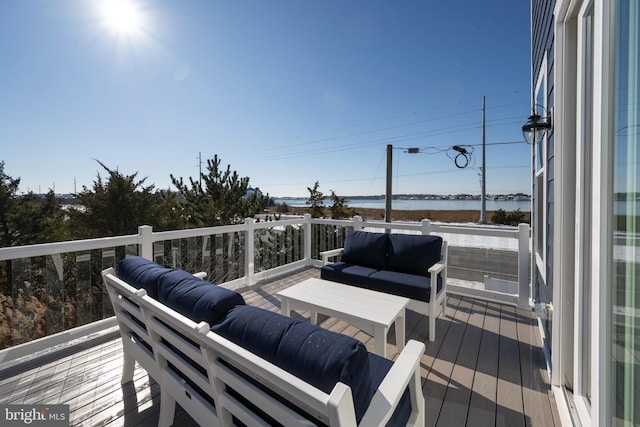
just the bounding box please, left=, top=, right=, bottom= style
left=320, top=248, right=344, bottom=266
left=359, top=340, right=425, bottom=427
left=428, top=262, right=445, bottom=275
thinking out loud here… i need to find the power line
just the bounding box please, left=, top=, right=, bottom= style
left=266, top=108, right=483, bottom=151
left=366, top=148, right=387, bottom=196
left=265, top=123, right=527, bottom=161
left=264, top=163, right=530, bottom=188
left=264, top=101, right=530, bottom=152
left=261, top=99, right=530, bottom=148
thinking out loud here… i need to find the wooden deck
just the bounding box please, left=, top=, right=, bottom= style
left=0, top=268, right=560, bottom=426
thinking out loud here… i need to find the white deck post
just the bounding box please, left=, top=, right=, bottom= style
left=303, top=214, right=312, bottom=265
left=420, top=219, right=432, bottom=235
left=244, top=218, right=256, bottom=287
left=353, top=215, right=364, bottom=230
left=517, top=223, right=530, bottom=309
left=138, top=225, right=153, bottom=260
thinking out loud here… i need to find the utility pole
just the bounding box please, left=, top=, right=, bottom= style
left=198, top=152, right=202, bottom=187
left=385, top=144, right=392, bottom=224
left=480, top=96, right=487, bottom=224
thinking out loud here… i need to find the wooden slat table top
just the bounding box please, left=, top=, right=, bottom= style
left=277, top=277, right=410, bottom=328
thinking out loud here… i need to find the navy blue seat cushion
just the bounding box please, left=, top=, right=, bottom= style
left=368, top=270, right=443, bottom=302
left=158, top=270, right=245, bottom=325
left=386, top=234, right=443, bottom=276
left=212, top=305, right=374, bottom=423
left=320, top=262, right=378, bottom=288
left=368, top=353, right=412, bottom=427
left=118, top=256, right=171, bottom=299
left=342, top=230, right=388, bottom=270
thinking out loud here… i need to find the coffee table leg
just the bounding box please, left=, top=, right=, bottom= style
left=396, top=311, right=406, bottom=353
left=281, top=297, right=290, bottom=316
left=374, top=326, right=388, bottom=358
left=309, top=311, right=318, bottom=325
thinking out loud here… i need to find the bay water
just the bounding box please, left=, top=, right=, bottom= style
left=273, top=198, right=532, bottom=212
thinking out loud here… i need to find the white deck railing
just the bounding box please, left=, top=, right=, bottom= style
left=0, top=214, right=530, bottom=351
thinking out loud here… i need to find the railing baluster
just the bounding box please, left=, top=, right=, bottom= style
left=11, top=257, right=34, bottom=346
left=202, top=235, right=211, bottom=277
left=46, top=254, right=65, bottom=336
left=76, top=250, right=91, bottom=327
left=101, top=248, right=116, bottom=318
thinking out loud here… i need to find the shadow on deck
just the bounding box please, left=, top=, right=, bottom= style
left=0, top=267, right=560, bottom=426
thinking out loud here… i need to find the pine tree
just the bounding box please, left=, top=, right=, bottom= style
left=0, top=162, right=20, bottom=247
left=68, top=160, right=158, bottom=238
left=306, top=181, right=325, bottom=218
left=170, top=155, right=268, bottom=227
left=329, top=190, right=354, bottom=219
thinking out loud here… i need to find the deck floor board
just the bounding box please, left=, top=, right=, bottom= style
left=437, top=298, right=486, bottom=426
left=0, top=267, right=559, bottom=426
left=466, top=300, right=501, bottom=427
left=495, top=305, right=524, bottom=426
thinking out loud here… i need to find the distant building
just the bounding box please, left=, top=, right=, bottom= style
left=245, top=187, right=263, bottom=198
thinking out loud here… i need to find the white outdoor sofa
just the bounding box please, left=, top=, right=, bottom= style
left=320, top=230, right=448, bottom=342
left=102, top=256, right=426, bottom=427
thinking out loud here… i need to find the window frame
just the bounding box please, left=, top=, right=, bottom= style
left=572, top=1, right=595, bottom=422
left=534, top=54, right=548, bottom=279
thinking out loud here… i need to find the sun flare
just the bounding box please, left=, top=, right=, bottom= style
left=101, top=0, right=143, bottom=35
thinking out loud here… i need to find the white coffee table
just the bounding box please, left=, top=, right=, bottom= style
left=277, top=278, right=410, bottom=358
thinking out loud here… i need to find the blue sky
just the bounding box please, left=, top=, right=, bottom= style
left=1, top=0, right=533, bottom=198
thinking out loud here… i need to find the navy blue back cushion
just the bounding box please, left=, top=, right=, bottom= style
left=342, top=230, right=388, bottom=270
left=386, top=234, right=442, bottom=276
left=157, top=269, right=202, bottom=302
left=118, top=256, right=170, bottom=299
left=159, top=271, right=245, bottom=325
left=212, top=305, right=374, bottom=423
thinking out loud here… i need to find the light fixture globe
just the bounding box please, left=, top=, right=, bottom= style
left=522, top=109, right=552, bottom=144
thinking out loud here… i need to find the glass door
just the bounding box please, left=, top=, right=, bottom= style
left=611, top=0, right=640, bottom=424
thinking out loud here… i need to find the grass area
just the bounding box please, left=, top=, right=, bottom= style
left=352, top=208, right=531, bottom=224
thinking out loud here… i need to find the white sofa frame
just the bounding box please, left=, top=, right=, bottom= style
left=320, top=240, right=448, bottom=342
left=102, top=267, right=426, bottom=427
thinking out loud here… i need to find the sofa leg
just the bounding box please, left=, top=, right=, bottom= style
left=158, top=390, right=176, bottom=427
left=428, top=317, right=436, bottom=342
left=121, top=353, right=136, bottom=384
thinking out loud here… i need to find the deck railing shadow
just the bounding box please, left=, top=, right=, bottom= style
left=409, top=295, right=549, bottom=396
left=420, top=365, right=534, bottom=426
left=121, top=380, right=163, bottom=427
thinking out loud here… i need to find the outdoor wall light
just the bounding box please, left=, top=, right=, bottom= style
left=522, top=105, right=552, bottom=144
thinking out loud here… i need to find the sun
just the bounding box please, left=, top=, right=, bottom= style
left=101, top=0, right=143, bottom=36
